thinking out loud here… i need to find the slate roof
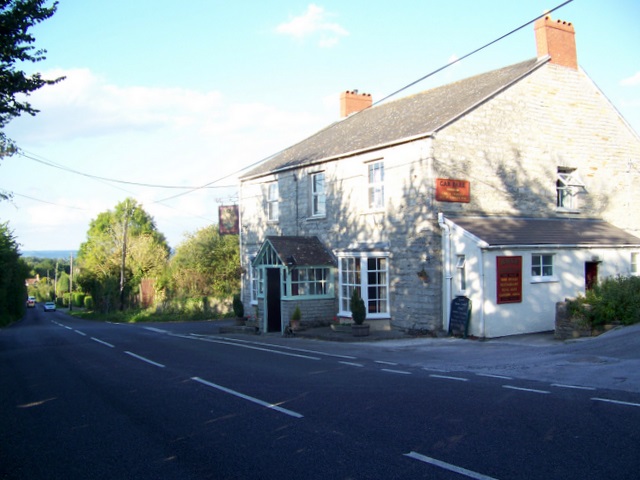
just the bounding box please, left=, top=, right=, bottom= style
left=242, top=57, right=547, bottom=180
left=265, top=236, right=336, bottom=267
left=449, top=217, right=640, bottom=247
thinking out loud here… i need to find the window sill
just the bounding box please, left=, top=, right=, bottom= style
left=307, top=214, right=327, bottom=221
left=530, top=276, right=558, bottom=284
left=555, top=207, right=580, bottom=214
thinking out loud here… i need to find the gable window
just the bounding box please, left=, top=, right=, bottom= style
left=338, top=253, right=389, bottom=318
left=531, top=253, right=557, bottom=282
left=250, top=265, right=263, bottom=303
left=556, top=167, right=585, bottom=211
left=310, top=172, right=326, bottom=217
left=267, top=182, right=279, bottom=221
left=632, top=252, right=639, bottom=275
left=368, top=161, right=384, bottom=210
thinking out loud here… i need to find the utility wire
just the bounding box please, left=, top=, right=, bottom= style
left=18, top=149, right=236, bottom=190
left=158, top=0, right=574, bottom=202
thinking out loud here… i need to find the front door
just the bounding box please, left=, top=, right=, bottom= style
left=266, top=268, right=282, bottom=332
left=585, top=261, right=598, bottom=291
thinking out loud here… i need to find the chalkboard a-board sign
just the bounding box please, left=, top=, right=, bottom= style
left=449, top=296, right=471, bottom=337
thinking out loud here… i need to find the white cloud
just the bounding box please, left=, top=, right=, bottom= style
left=9, top=68, right=225, bottom=143
left=621, top=72, right=640, bottom=87
left=275, top=4, right=348, bottom=47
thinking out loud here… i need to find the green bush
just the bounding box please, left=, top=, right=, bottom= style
left=84, top=296, right=94, bottom=310
left=568, top=275, right=640, bottom=327
left=232, top=293, right=244, bottom=317
left=350, top=289, right=366, bottom=325
left=73, top=292, right=85, bottom=307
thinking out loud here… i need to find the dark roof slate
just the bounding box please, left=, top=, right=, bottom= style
left=449, top=217, right=640, bottom=247
left=242, top=57, right=546, bottom=179
left=266, top=236, right=336, bottom=267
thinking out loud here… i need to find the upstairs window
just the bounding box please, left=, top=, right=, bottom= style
left=368, top=161, right=384, bottom=210
left=556, top=167, right=585, bottom=211
left=310, top=172, right=326, bottom=217
left=632, top=252, right=639, bottom=275
left=267, top=182, right=279, bottom=221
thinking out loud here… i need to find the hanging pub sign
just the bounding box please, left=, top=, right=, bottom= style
left=435, top=178, right=470, bottom=203
left=496, top=256, right=522, bottom=304
left=218, top=205, right=239, bottom=235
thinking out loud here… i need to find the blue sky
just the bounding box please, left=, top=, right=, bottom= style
left=1, top=0, right=638, bottom=251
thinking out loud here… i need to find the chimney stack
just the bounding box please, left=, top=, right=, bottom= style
left=534, top=15, right=577, bottom=70
left=340, top=90, right=372, bottom=117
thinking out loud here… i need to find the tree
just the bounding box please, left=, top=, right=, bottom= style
left=169, top=225, right=240, bottom=299
left=0, top=222, right=29, bottom=325
left=0, top=1, right=64, bottom=155
left=77, top=198, right=169, bottom=311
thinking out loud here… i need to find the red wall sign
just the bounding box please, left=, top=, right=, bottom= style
left=496, top=256, right=522, bottom=304
left=436, top=178, right=470, bottom=203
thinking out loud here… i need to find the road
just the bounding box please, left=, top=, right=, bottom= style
left=1, top=307, right=639, bottom=479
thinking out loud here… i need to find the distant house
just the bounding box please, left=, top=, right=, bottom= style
left=239, top=15, right=640, bottom=337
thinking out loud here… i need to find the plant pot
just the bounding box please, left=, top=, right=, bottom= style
left=290, top=319, right=300, bottom=331
left=351, top=324, right=370, bottom=337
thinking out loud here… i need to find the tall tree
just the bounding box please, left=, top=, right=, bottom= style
left=169, top=225, right=240, bottom=299
left=1, top=0, right=63, bottom=201
left=0, top=222, right=29, bottom=325
left=77, top=198, right=169, bottom=311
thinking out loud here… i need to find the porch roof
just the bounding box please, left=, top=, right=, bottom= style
left=448, top=217, right=640, bottom=248
left=265, top=236, right=336, bottom=267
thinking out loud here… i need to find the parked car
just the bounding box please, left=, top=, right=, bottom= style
left=43, top=302, right=56, bottom=312
left=27, top=296, right=36, bottom=308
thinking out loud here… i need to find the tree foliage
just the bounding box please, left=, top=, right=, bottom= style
left=168, top=225, right=240, bottom=300
left=0, top=0, right=64, bottom=153
left=77, top=198, right=169, bottom=311
left=0, top=222, right=29, bottom=325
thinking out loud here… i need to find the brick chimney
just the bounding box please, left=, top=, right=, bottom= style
left=340, top=90, right=372, bottom=117
left=534, top=15, right=577, bottom=70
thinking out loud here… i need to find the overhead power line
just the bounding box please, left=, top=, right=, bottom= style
left=18, top=150, right=236, bottom=190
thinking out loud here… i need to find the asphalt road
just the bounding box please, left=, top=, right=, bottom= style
left=1, top=307, right=639, bottom=479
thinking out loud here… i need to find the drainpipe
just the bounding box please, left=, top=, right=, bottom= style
left=438, top=213, right=452, bottom=333
left=478, top=248, right=485, bottom=338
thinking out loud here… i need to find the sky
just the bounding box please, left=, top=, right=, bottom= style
left=1, top=0, right=638, bottom=253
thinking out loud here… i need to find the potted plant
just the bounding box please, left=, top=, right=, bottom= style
left=232, top=293, right=245, bottom=325
left=290, top=305, right=302, bottom=331
left=350, top=289, right=369, bottom=337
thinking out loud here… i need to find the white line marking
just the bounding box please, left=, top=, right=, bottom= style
left=339, top=361, right=364, bottom=367
left=124, top=351, right=165, bottom=368
left=551, top=383, right=596, bottom=391
left=144, top=327, right=168, bottom=334
left=476, top=373, right=513, bottom=380
left=191, top=377, right=303, bottom=418
left=64, top=326, right=73, bottom=330
left=200, top=335, right=357, bottom=360
left=404, top=451, right=499, bottom=480
left=180, top=335, right=321, bottom=361
left=503, top=385, right=550, bottom=394
left=74, top=330, right=86, bottom=336
left=430, top=374, right=468, bottom=382
left=91, top=337, right=114, bottom=348
left=381, top=368, right=411, bottom=375
left=375, top=360, right=398, bottom=366
left=592, top=397, right=640, bottom=408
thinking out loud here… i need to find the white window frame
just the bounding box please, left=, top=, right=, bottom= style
left=267, top=182, right=279, bottom=221
left=556, top=168, right=585, bottom=212
left=632, top=252, right=639, bottom=276
left=456, top=255, right=467, bottom=293
left=310, top=172, right=326, bottom=218
left=338, top=252, right=390, bottom=319
left=367, top=161, right=384, bottom=211
left=531, top=253, right=557, bottom=283
left=286, top=267, right=333, bottom=298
